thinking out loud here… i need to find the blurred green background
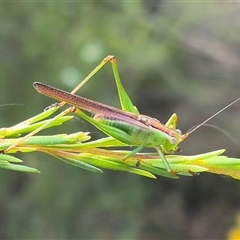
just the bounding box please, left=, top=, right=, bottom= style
left=1, top=2, right=240, bottom=239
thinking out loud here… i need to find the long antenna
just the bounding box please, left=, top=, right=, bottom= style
left=182, top=97, right=240, bottom=139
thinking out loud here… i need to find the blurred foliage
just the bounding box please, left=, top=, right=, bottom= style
left=227, top=212, right=240, bottom=240
left=1, top=1, right=240, bottom=239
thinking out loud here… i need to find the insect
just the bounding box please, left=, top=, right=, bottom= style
left=33, top=56, right=240, bottom=174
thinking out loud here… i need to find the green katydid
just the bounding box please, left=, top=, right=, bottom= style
left=33, top=55, right=240, bottom=174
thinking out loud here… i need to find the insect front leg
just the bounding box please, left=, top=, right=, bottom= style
left=156, top=147, right=174, bottom=174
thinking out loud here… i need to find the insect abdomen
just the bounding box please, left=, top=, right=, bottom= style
left=95, top=115, right=134, bottom=135
left=94, top=115, right=165, bottom=147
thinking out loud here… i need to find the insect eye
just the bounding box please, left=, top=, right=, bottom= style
left=169, top=136, right=177, bottom=144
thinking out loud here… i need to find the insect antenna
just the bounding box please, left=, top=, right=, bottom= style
left=182, top=97, right=240, bottom=140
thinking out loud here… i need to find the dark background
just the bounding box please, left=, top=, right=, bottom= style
left=1, top=2, right=240, bottom=239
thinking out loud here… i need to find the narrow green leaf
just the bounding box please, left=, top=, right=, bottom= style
left=139, top=162, right=179, bottom=179
left=0, top=154, right=23, bottom=163
left=53, top=155, right=103, bottom=173
left=4, top=116, right=73, bottom=138
left=0, top=162, right=40, bottom=173
left=78, top=156, right=156, bottom=178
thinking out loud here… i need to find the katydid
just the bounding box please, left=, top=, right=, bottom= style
left=33, top=56, right=240, bottom=174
